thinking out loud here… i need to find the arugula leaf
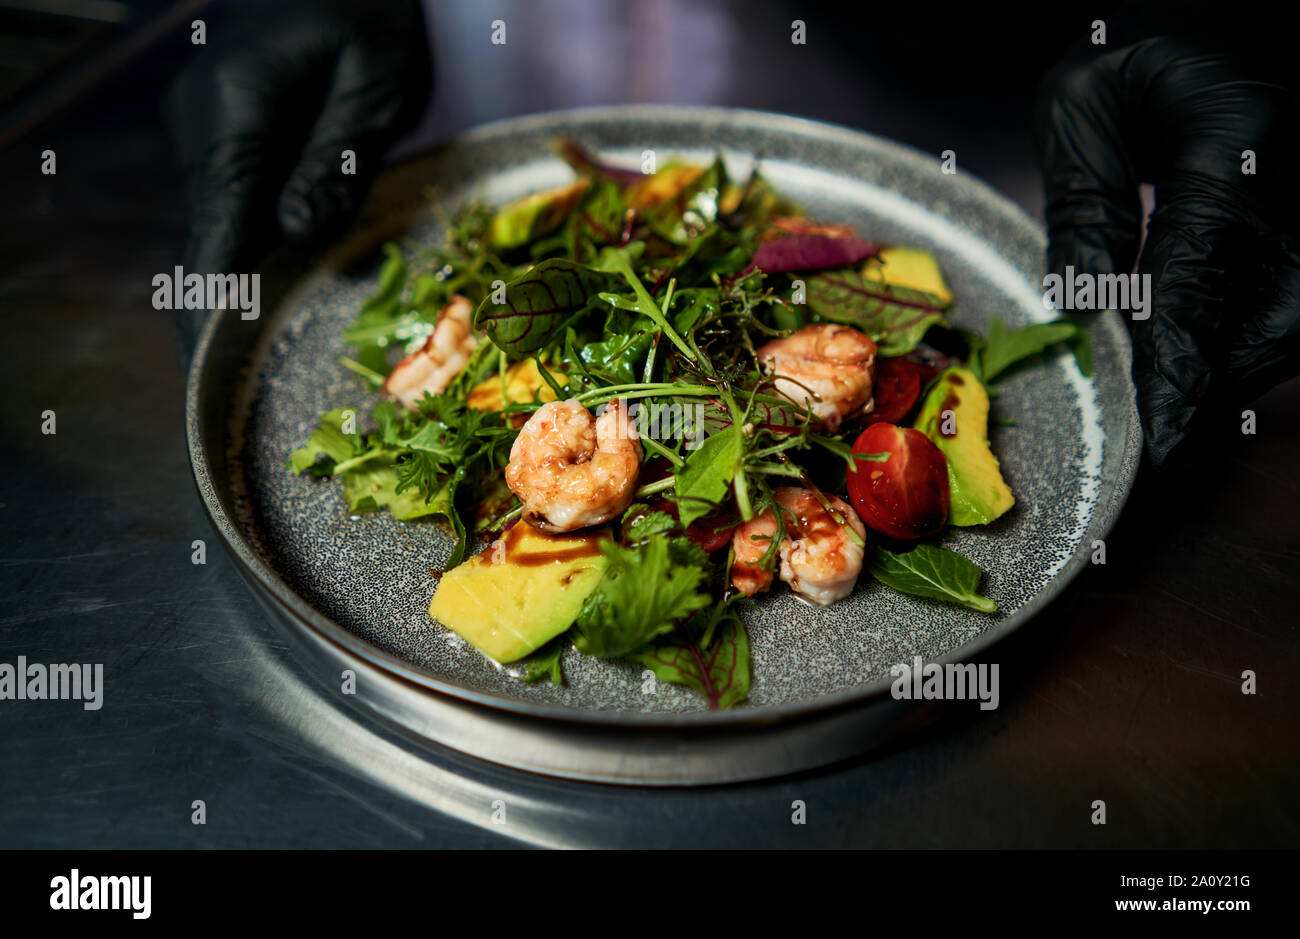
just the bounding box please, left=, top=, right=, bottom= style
left=805, top=270, right=949, bottom=355
left=976, top=317, right=1080, bottom=383
left=572, top=537, right=711, bottom=658
left=867, top=543, right=997, bottom=613
left=595, top=246, right=695, bottom=360
left=629, top=607, right=750, bottom=709
left=666, top=287, right=721, bottom=335
left=667, top=227, right=755, bottom=286
left=473, top=258, right=624, bottom=354
left=674, top=430, right=741, bottom=529
left=576, top=327, right=654, bottom=385
left=344, top=244, right=409, bottom=373
left=288, top=408, right=359, bottom=476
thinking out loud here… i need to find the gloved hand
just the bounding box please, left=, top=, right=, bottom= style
left=1034, top=2, right=1300, bottom=468
left=165, top=0, right=431, bottom=342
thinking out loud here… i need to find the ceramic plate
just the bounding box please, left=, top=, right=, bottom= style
left=192, top=106, right=1140, bottom=732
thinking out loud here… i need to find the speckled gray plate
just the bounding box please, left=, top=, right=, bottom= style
left=188, top=106, right=1140, bottom=784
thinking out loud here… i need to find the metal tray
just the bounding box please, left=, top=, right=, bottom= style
left=187, top=106, right=1140, bottom=784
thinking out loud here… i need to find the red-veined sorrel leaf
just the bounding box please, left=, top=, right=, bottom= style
left=699, top=399, right=805, bottom=437
left=750, top=234, right=880, bottom=273
left=628, top=616, right=750, bottom=709
left=474, top=258, right=625, bottom=354
left=806, top=270, right=950, bottom=356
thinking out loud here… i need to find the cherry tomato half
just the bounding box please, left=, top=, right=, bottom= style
left=848, top=422, right=949, bottom=540
left=863, top=357, right=925, bottom=426
left=651, top=498, right=739, bottom=553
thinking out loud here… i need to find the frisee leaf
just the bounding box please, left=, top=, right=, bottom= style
left=622, top=506, right=680, bottom=542
left=867, top=543, right=997, bottom=613
left=572, top=537, right=711, bottom=658
left=805, top=270, right=949, bottom=355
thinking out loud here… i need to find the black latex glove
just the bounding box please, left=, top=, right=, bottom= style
left=1034, top=3, right=1300, bottom=468
left=165, top=0, right=431, bottom=347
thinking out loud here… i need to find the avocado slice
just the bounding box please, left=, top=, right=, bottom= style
left=489, top=179, right=590, bottom=250
left=914, top=367, right=1014, bottom=526
left=466, top=359, right=565, bottom=412
left=429, top=521, right=607, bottom=663
left=866, top=246, right=954, bottom=306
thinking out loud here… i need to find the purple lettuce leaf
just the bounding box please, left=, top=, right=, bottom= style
left=554, top=137, right=644, bottom=187
left=750, top=234, right=880, bottom=274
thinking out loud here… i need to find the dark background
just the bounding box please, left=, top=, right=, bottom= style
left=0, top=0, right=1295, bottom=849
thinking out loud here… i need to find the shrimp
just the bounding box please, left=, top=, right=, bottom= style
left=730, top=512, right=779, bottom=597
left=383, top=295, right=477, bottom=409
left=756, top=323, right=877, bottom=429
left=505, top=398, right=642, bottom=533
left=729, top=486, right=865, bottom=606
left=773, top=487, right=866, bottom=606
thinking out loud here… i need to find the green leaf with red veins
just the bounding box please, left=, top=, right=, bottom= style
left=629, top=615, right=751, bottom=710
left=805, top=270, right=950, bottom=355
left=473, top=258, right=624, bottom=354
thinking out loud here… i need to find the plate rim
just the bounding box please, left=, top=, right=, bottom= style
left=187, top=103, right=1142, bottom=730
